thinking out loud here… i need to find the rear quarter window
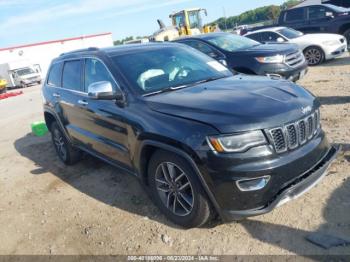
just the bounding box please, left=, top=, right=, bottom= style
left=62, top=60, right=82, bottom=91
left=47, top=63, right=62, bottom=87
left=285, top=8, right=305, bottom=22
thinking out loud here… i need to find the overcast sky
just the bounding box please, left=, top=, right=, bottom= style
left=0, top=0, right=285, bottom=48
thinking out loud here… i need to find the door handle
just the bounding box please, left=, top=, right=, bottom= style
left=53, top=93, right=60, bottom=98
left=78, top=100, right=88, bottom=106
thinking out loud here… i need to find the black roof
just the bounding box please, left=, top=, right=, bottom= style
left=174, top=32, right=229, bottom=42
left=55, top=42, right=182, bottom=62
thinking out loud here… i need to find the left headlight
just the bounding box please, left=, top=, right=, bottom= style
left=208, top=130, right=267, bottom=153
left=255, top=55, right=285, bottom=64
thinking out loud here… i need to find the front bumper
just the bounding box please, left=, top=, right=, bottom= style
left=220, top=145, right=339, bottom=221
left=257, top=61, right=308, bottom=82
left=324, top=43, right=348, bottom=60
left=197, top=130, right=339, bottom=222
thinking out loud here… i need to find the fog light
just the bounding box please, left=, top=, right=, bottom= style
left=236, top=176, right=270, bottom=192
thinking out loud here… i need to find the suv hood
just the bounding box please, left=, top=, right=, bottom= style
left=145, top=75, right=319, bottom=133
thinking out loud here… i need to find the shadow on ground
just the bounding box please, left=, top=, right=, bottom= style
left=14, top=133, right=184, bottom=228
left=318, top=96, right=350, bottom=106
left=14, top=133, right=350, bottom=253
left=320, top=55, right=350, bottom=67
left=240, top=145, right=350, bottom=255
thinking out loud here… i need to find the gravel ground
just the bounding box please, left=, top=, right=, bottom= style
left=0, top=55, right=349, bottom=256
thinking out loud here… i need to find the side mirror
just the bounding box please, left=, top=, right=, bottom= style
left=208, top=52, right=218, bottom=58
left=325, top=12, right=334, bottom=18
left=277, top=37, right=285, bottom=43
left=88, top=81, right=122, bottom=100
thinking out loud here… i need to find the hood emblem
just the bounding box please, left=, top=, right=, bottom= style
left=301, top=106, right=312, bottom=115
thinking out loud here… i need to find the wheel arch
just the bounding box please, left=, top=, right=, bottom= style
left=302, top=45, right=325, bottom=54
left=339, top=23, right=350, bottom=35
left=43, top=109, right=72, bottom=143
left=137, top=140, right=224, bottom=219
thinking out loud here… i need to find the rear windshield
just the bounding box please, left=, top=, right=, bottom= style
left=205, top=34, right=260, bottom=52
left=110, top=45, right=232, bottom=95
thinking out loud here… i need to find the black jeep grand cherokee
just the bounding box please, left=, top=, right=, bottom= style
left=42, top=43, right=339, bottom=228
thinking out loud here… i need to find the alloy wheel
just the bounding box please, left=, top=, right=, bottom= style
left=53, top=129, right=67, bottom=160
left=155, top=162, right=194, bottom=216
left=305, top=48, right=322, bottom=65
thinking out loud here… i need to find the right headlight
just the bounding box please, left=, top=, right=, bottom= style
left=208, top=130, right=267, bottom=153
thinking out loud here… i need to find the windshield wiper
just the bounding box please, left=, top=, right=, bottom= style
left=193, top=76, right=227, bottom=85
left=143, top=76, right=227, bottom=97
left=143, top=84, right=190, bottom=97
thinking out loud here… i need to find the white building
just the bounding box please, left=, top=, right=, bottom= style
left=0, top=32, right=114, bottom=76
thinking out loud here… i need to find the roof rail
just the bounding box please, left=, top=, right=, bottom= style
left=60, top=47, right=99, bottom=56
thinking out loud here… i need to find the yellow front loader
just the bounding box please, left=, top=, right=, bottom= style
left=0, top=78, right=7, bottom=94
left=151, top=8, right=219, bottom=42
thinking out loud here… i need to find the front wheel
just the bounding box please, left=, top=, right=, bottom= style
left=303, top=46, right=325, bottom=66
left=51, top=122, right=82, bottom=165
left=148, top=150, right=213, bottom=228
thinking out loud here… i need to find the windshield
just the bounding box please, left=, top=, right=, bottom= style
left=110, top=45, right=232, bottom=95
left=277, top=28, right=303, bottom=39
left=324, top=4, right=350, bottom=12
left=206, top=34, right=260, bottom=52
left=16, top=68, right=35, bottom=76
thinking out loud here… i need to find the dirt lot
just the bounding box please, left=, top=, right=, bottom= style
left=0, top=56, right=349, bottom=256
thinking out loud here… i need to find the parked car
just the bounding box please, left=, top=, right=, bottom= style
left=42, top=44, right=339, bottom=228
left=0, top=61, right=42, bottom=89
left=278, top=4, right=350, bottom=46
left=174, top=33, right=308, bottom=82
left=245, top=27, right=347, bottom=65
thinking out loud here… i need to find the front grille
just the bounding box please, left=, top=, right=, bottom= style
left=268, top=110, right=321, bottom=154
left=285, top=50, right=305, bottom=68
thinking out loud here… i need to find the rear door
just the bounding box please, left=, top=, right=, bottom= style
left=57, top=59, right=88, bottom=145
left=307, top=5, right=333, bottom=33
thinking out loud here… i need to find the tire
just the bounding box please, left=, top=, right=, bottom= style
left=20, top=83, right=26, bottom=89
left=0, top=88, right=6, bottom=94
left=50, top=122, right=82, bottom=165
left=148, top=150, right=213, bottom=228
left=303, top=46, right=325, bottom=66
left=344, top=29, right=350, bottom=49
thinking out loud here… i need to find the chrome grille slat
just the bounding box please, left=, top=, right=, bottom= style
left=285, top=51, right=305, bottom=68
left=269, top=128, right=287, bottom=153
left=268, top=110, right=320, bottom=154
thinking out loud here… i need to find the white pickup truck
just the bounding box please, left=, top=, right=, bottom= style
left=0, top=61, right=42, bottom=89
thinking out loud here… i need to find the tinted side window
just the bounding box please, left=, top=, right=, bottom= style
left=184, top=40, right=220, bottom=57
left=247, top=33, right=262, bottom=42
left=285, top=8, right=304, bottom=22
left=84, top=59, right=115, bottom=91
left=308, top=6, right=328, bottom=20
left=62, top=60, right=82, bottom=91
left=47, top=63, right=62, bottom=87
left=261, top=32, right=280, bottom=42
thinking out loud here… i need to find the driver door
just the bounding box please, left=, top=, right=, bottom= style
left=78, top=58, right=132, bottom=168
